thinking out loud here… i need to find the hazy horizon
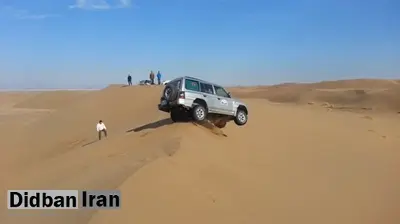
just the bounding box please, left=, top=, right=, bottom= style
left=1, top=77, right=399, bottom=91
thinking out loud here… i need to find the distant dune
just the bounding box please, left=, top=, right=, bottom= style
left=13, top=91, right=93, bottom=110
left=1, top=79, right=399, bottom=224
left=230, top=79, right=400, bottom=113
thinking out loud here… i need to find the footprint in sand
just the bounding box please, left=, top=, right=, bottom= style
left=368, top=130, right=387, bottom=140
left=362, top=115, right=373, bottom=120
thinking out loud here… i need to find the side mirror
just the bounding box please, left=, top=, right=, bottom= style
left=227, top=92, right=231, bottom=98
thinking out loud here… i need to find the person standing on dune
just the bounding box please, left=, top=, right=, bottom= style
left=97, top=120, right=107, bottom=140
left=157, top=71, right=162, bottom=85
left=127, top=74, right=132, bottom=86
left=149, top=71, right=155, bottom=85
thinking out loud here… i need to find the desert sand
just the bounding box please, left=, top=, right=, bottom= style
left=0, top=79, right=399, bottom=224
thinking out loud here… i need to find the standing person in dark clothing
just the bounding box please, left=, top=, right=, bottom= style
left=149, top=71, right=155, bottom=85
left=156, top=71, right=162, bottom=85
left=127, top=74, right=132, bottom=86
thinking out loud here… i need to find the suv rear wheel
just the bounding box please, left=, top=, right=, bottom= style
left=192, top=105, right=207, bottom=121
left=170, top=108, right=189, bottom=122
left=234, top=109, right=247, bottom=126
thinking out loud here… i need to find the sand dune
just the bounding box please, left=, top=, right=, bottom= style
left=1, top=80, right=400, bottom=224
left=230, top=79, right=400, bottom=113
left=13, top=91, right=93, bottom=110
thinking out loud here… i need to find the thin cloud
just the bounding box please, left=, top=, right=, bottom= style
left=119, top=0, right=131, bottom=7
left=69, top=0, right=132, bottom=10
left=0, top=6, right=59, bottom=20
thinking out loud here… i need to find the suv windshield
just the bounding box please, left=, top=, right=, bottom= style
left=214, top=85, right=230, bottom=98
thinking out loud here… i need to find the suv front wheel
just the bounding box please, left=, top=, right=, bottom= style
left=234, top=109, right=247, bottom=126
left=192, top=105, right=207, bottom=121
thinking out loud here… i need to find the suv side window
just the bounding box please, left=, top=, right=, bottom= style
left=176, top=80, right=181, bottom=89
left=200, top=82, right=214, bottom=94
left=214, top=85, right=230, bottom=98
left=185, top=79, right=200, bottom=92
left=169, top=79, right=181, bottom=89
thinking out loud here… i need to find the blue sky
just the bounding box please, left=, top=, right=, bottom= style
left=0, top=0, right=399, bottom=89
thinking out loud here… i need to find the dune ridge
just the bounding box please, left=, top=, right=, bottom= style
left=1, top=79, right=400, bottom=224
left=230, top=79, right=400, bottom=113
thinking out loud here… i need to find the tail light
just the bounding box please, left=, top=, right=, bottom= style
left=179, top=91, right=185, bottom=99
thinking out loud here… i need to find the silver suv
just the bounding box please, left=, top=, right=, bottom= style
left=158, top=76, right=248, bottom=126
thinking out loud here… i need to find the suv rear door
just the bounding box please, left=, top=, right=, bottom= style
left=213, top=85, right=234, bottom=115
left=199, top=82, right=219, bottom=113
left=183, top=78, right=206, bottom=106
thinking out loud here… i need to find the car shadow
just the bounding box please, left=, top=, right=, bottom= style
left=127, top=118, right=174, bottom=133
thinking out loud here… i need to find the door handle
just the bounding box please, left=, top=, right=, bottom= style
left=203, top=94, right=207, bottom=97
left=217, top=98, right=221, bottom=100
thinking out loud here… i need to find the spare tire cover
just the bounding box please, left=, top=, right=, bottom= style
left=164, top=85, right=178, bottom=101
left=163, top=86, right=172, bottom=100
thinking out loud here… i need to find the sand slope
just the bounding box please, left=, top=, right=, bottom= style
left=90, top=99, right=400, bottom=224
left=1, top=80, right=400, bottom=224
